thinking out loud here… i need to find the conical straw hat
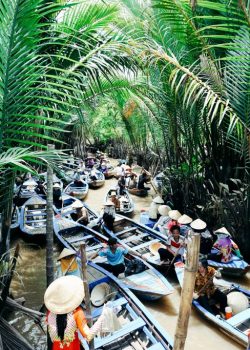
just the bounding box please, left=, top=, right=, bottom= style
left=214, top=227, right=231, bottom=236
left=158, top=205, right=171, bottom=216
left=90, top=283, right=111, bottom=307
left=149, top=242, right=166, bottom=256
left=190, top=219, right=207, bottom=230
left=168, top=210, right=182, bottom=220
left=178, top=214, right=193, bottom=225
left=57, top=248, right=76, bottom=261
left=44, top=276, right=84, bottom=314
left=153, top=196, right=164, bottom=204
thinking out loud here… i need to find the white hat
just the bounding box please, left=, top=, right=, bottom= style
left=158, top=205, right=171, bottom=216
left=178, top=214, right=193, bottom=225
left=214, top=227, right=231, bottom=236
left=90, top=283, right=111, bottom=307
left=149, top=242, right=166, bottom=256
left=168, top=210, right=182, bottom=220
left=44, top=276, right=84, bottom=314
left=72, top=201, right=83, bottom=209
left=104, top=200, right=115, bottom=206
left=153, top=196, right=164, bottom=204
left=53, top=183, right=61, bottom=189
left=57, top=248, right=76, bottom=261
left=190, top=219, right=207, bottom=230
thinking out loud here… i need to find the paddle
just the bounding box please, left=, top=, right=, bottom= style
left=164, top=245, right=183, bottom=276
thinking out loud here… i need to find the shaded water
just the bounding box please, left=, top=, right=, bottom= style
left=10, top=171, right=249, bottom=349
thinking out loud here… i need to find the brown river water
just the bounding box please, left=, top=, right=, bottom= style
left=9, top=171, right=249, bottom=349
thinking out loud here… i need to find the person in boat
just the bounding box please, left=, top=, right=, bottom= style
left=166, top=210, right=181, bottom=232
left=72, top=202, right=89, bottom=226
left=137, top=169, right=151, bottom=191
left=208, top=227, right=243, bottom=262
left=177, top=214, right=193, bottom=236
left=127, top=173, right=138, bottom=189
left=101, top=200, right=116, bottom=232
left=109, top=190, right=120, bottom=210
left=85, top=156, right=95, bottom=169
left=45, top=275, right=109, bottom=350
left=158, top=225, right=186, bottom=264
left=193, top=259, right=228, bottom=316
left=53, top=183, right=62, bottom=209
left=91, top=237, right=145, bottom=277
left=190, top=219, right=214, bottom=256
left=153, top=205, right=172, bottom=234
left=77, top=160, right=86, bottom=175
left=89, top=168, right=98, bottom=181
left=57, top=248, right=81, bottom=278
left=117, top=174, right=126, bottom=196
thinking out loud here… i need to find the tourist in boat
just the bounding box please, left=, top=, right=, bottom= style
left=53, top=183, right=62, bottom=209
left=90, top=237, right=145, bottom=277
left=177, top=214, right=193, bottom=236
left=208, top=227, right=243, bottom=262
left=193, top=259, right=228, bottom=315
left=190, top=219, right=214, bottom=256
left=101, top=200, right=116, bottom=232
left=72, top=202, right=89, bottom=226
left=85, top=155, right=95, bottom=169
left=57, top=248, right=81, bottom=278
left=166, top=210, right=181, bottom=232
left=137, top=169, right=151, bottom=190
left=45, top=275, right=109, bottom=350
left=153, top=205, right=171, bottom=234
left=117, top=174, right=126, bottom=196
left=158, top=225, right=186, bottom=264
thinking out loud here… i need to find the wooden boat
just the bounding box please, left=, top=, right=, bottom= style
left=15, top=178, right=38, bottom=200
left=92, top=215, right=172, bottom=273
left=128, top=187, right=148, bottom=197
left=53, top=216, right=173, bottom=301
left=20, top=195, right=47, bottom=238
left=86, top=262, right=174, bottom=350
left=175, top=261, right=250, bottom=347
left=105, top=189, right=134, bottom=215
left=87, top=169, right=105, bottom=188
left=10, top=207, right=20, bottom=230
left=207, top=248, right=250, bottom=277
left=64, top=180, right=89, bottom=200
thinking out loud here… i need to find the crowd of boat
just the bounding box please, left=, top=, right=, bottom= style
left=9, top=152, right=250, bottom=349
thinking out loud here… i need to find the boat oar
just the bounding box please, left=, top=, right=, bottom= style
left=165, top=245, right=183, bottom=276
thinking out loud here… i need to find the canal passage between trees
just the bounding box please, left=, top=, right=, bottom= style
left=10, top=170, right=249, bottom=349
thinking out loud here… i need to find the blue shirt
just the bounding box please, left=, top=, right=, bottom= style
left=99, top=246, right=128, bottom=265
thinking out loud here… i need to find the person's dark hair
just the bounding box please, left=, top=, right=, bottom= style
left=108, top=237, right=117, bottom=246
left=170, top=225, right=180, bottom=233
left=199, top=258, right=208, bottom=269
left=56, top=314, right=67, bottom=341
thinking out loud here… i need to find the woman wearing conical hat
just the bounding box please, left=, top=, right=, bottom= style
left=57, top=248, right=81, bottom=279
left=45, top=276, right=108, bottom=349
left=153, top=205, right=172, bottom=234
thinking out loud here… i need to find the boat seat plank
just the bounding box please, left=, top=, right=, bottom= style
left=26, top=213, right=47, bottom=217
left=226, top=308, right=250, bottom=326
left=27, top=209, right=46, bottom=213
left=130, top=239, right=160, bottom=251
left=25, top=219, right=47, bottom=223
left=148, top=343, right=166, bottom=350
left=67, top=235, right=93, bottom=244
left=94, top=318, right=145, bottom=348
left=86, top=244, right=102, bottom=252
left=116, top=227, right=139, bottom=236
left=121, top=233, right=148, bottom=244
left=92, top=297, right=128, bottom=318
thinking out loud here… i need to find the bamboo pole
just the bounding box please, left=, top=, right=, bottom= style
left=80, top=243, right=94, bottom=350
left=46, top=144, right=55, bottom=288
left=173, top=231, right=200, bottom=350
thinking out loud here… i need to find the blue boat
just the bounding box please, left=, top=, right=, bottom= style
left=85, top=262, right=173, bottom=350
left=175, top=261, right=250, bottom=347
left=207, top=248, right=249, bottom=277
left=53, top=216, right=174, bottom=301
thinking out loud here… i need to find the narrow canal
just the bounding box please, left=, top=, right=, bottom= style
left=10, top=172, right=249, bottom=349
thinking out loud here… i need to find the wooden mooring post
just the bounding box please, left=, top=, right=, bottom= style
left=173, top=231, right=200, bottom=350
left=80, top=243, right=94, bottom=350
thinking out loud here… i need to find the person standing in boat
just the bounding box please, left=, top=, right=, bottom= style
left=193, top=259, right=228, bottom=316
left=56, top=248, right=81, bottom=278
left=117, top=174, right=126, bottom=196
left=158, top=225, right=186, bottom=264
left=137, top=169, right=151, bottom=191
left=45, top=275, right=109, bottom=350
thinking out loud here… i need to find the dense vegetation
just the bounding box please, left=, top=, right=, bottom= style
left=0, top=0, right=249, bottom=255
